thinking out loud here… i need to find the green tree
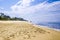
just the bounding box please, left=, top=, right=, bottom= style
left=0, top=12, right=27, bottom=21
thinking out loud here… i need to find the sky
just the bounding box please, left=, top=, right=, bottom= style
left=0, top=0, right=60, bottom=10
left=0, top=0, right=60, bottom=24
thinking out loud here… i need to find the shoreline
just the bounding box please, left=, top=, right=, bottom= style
left=34, top=25, right=60, bottom=31
left=0, top=21, right=60, bottom=31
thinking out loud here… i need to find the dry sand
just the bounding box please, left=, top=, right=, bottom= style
left=0, top=21, right=60, bottom=40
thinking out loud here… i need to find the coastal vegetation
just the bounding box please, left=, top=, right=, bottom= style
left=0, top=13, right=27, bottom=21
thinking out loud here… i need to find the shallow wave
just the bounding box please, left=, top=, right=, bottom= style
left=37, top=22, right=60, bottom=30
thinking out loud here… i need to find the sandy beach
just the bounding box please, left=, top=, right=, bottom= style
left=0, top=21, right=60, bottom=40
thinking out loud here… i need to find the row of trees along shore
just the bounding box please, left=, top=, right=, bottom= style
left=0, top=13, right=27, bottom=21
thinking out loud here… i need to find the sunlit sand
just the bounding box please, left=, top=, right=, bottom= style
left=0, top=21, right=60, bottom=40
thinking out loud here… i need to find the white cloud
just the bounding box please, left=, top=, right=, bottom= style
left=0, top=7, right=4, bottom=9
left=11, top=0, right=34, bottom=8
left=0, top=7, right=15, bottom=17
left=10, top=1, right=60, bottom=23
left=0, top=7, right=5, bottom=13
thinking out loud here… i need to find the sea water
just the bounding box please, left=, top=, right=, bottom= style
left=37, top=22, right=60, bottom=29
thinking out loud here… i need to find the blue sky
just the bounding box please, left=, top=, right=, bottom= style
left=0, top=0, right=60, bottom=10
left=0, top=0, right=60, bottom=24
left=0, top=0, right=20, bottom=10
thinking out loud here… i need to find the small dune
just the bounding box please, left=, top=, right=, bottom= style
left=0, top=21, right=60, bottom=40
